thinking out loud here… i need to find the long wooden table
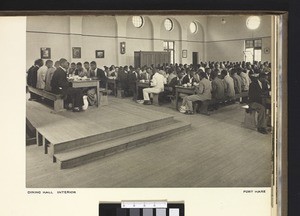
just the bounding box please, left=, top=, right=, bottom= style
left=70, top=79, right=100, bottom=107
left=175, top=85, right=195, bottom=110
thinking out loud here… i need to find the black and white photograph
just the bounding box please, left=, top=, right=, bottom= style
left=25, top=14, right=277, bottom=189
left=0, top=4, right=290, bottom=215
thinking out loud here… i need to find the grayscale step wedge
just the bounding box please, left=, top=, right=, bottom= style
left=49, top=116, right=175, bottom=155
left=54, top=121, right=191, bottom=169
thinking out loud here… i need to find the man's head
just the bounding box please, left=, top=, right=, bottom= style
left=258, top=72, right=267, bottom=82
left=90, top=61, right=97, bottom=70
left=59, top=58, right=69, bottom=69
left=45, top=60, right=53, bottom=68
left=210, top=70, right=219, bottom=80
left=76, top=62, right=83, bottom=70
left=35, top=59, right=44, bottom=67
left=54, top=61, right=60, bottom=68
left=70, top=62, right=76, bottom=69
left=199, top=71, right=207, bottom=80
left=221, top=69, right=228, bottom=79
left=84, top=61, right=90, bottom=70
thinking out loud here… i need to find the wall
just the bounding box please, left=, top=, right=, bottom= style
left=81, top=16, right=118, bottom=66
left=125, top=16, right=153, bottom=66
left=205, top=15, right=272, bottom=62
left=26, top=16, right=70, bottom=69
left=26, top=14, right=271, bottom=70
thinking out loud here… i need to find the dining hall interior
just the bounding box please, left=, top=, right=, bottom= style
left=25, top=14, right=273, bottom=188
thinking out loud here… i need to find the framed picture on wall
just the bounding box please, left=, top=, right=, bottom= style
left=120, top=42, right=126, bottom=54
left=182, top=50, right=187, bottom=58
left=40, top=47, right=51, bottom=59
left=95, top=50, right=105, bottom=58
left=72, top=47, right=81, bottom=58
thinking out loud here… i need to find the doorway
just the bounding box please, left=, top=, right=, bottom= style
left=192, top=52, right=199, bottom=65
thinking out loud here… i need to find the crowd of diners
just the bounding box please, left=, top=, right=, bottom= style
left=27, top=58, right=271, bottom=134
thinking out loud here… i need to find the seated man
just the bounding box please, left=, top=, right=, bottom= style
left=210, top=69, right=226, bottom=109
left=75, top=62, right=88, bottom=77
left=142, top=68, right=166, bottom=105
left=117, top=66, right=129, bottom=96
left=27, top=59, right=43, bottom=88
left=67, top=62, right=76, bottom=76
left=181, top=72, right=212, bottom=115
left=44, top=60, right=56, bottom=92
left=231, top=68, right=242, bottom=94
left=128, top=67, right=139, bottom=100
left=221, top=69, right=235, bottom=100
left=89, top=61, right=108, bottom=88
left=36, top=61, right=48, bottom=89
left=83, top=61, right=90, bottom=74
left=51, top=58, right=84, bottom=112
left=248, top=73, right=269, bottom=134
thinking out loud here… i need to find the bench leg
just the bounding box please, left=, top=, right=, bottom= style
left=54, top=99, right=64, bottom=112
left=117, top=90, right=124, bottom=98
left=152, top=94, right=160, bottom=106
left=243, top=111, right=257, bottom=130
left=36, top=131, right=42, bottom=146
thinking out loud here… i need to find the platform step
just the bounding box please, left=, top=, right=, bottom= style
left=54, top=121, right=191, bottom=169
left=51, top=116, right=175, bottom=154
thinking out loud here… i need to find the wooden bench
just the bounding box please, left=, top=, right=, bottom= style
left=152, top=92, right=165, bottom=106
left=28, top=86, right=65, bottom=112
left=193, top=91, right=249, bottom=114
left=99, top=88, right=108, bottom=106
left=241, top=105, right=257, bottom=130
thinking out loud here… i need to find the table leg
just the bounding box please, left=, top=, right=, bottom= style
left=96, top=81, right=100, bottom=107
left=136, top=83, right=139, bottom=100
left=175, top=89, right=179, bottom=110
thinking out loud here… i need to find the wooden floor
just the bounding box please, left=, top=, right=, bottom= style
left=27, top=98, right=173, bottom=145
left=26, top=97, right=272, bottom=188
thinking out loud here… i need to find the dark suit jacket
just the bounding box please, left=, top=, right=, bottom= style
left=27, top=65, right=39, bottom=88
left=182, top=74, right=195, bottom=85
left=97, top=68, right=108, bottom=88
left=248, top=79, right=269, bottom=105
left=50, top=67, right=69, bottom=94
left=128, top=71, right=139, bottom=84
left=211, top=77, right=226, bottom=100
left=117, top=70, right=129, bottom=89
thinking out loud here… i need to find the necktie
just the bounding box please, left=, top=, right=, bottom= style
left=91, top=70, right=95, bottom=77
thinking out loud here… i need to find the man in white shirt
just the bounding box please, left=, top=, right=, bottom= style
left=36, top=61, right=48, bottom=89
left=142, top=69, right=167, bottom=105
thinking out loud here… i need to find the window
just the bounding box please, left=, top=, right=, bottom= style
left=164, top=18, right=173, bottom=31
left=189, top=22, right=198, bottom=34
left=246, top=16, right=261, bottom=30
left=164, top=41, right=175, bottom=64
left=132, top=16, right=144, bottom=28
left=245, top=39, right=262, bottom=63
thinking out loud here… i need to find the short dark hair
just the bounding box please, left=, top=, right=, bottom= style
left=221, top=70, right=228, bottom=76
left=199, top=71, right=206, bottom=79
left=45, top=60, right=53, bottom=65
left=35, top=59, right=44, bottom=67
left=76, top=62, right=82, bottom=66
left=90, top=61, right=96, bottom=66
left=84, top=61, right=90, bottom=65
left=59, top=58, right=67, bottom=65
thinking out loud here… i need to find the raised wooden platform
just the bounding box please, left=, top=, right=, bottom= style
left=26, top=97, right=191, bottom=169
